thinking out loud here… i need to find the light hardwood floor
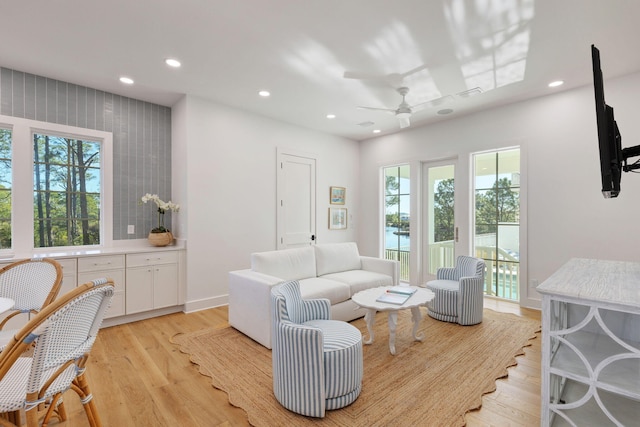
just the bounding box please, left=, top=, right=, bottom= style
left=47, top=299, right=541, bottom=426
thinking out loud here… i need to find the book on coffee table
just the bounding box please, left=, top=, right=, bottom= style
left=376, top=291, right=411, bottom=305
left=386, top=286, right=417, bottom=296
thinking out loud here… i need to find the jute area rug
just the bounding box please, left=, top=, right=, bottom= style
left=172, top=309, right=540, bottom=427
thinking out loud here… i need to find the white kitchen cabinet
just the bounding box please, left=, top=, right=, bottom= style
left=125, top=251, right=178, bottom=314
left=57, top=258, right=77, bottom=296
left=537, top=258, right=640, bottom=427
left=77, top=254, right=126, bottom=319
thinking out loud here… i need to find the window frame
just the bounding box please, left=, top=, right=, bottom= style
left=382, top=164, right=411, bottom=282
left=472, top=146, right=520, bottom=301
left=0, top=114, right=113, bottom=257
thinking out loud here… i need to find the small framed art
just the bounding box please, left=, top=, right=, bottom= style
left=330, top=186, right=346, bottom=205
left=329, top=207, right=347, bottom=230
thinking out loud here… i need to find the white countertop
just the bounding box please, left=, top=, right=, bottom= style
left=536, top=258, right=640, bottom=309
left=0, top=238, right=186, bottom=262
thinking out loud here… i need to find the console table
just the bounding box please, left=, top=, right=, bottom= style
left=537, top=258, right=640, bottom=426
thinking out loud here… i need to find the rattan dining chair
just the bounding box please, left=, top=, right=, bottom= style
left=0, top=278, right=114, bottom=427
left=0, top=258, right=63, bottom=348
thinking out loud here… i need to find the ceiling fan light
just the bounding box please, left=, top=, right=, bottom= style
left=396, top=112, right=411, bottom=119
left=398, top=115, right=411, bottom=128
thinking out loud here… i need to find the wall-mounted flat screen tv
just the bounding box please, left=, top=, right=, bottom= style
left=593, top=44, right=640, bottom=198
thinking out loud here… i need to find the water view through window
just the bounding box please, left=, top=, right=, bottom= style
left=384, top=165, right=410, bottom=281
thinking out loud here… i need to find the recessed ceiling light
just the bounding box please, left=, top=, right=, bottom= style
left=119, top=76, right=134, bottom=85
left=258, top=90, right=270, bottom=97
left=373, top=129, right=381, bottom=134
left=165, top=58, right=181, bottom=68
left=437, top=108, right=454, bottom=115
left=326, top=114, right=336, bottom=119
left=548, top=80, right=564, bottom=88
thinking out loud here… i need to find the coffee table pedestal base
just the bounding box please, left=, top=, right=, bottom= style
left=363, top=306, right=424, bottom=355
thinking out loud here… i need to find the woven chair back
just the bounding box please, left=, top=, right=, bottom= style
left=0, top=258, right=63, bottom=312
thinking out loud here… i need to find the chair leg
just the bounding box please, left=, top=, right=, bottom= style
left=72, top=373, right=102, bottom=427
left=41, top=394, right=66, bottom=427
left=1, top=410, right=21, bottom=426
left=25, top=396, right=39, bottom=427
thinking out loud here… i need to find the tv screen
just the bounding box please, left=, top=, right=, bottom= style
left=592, top=44, right=622, bottom=198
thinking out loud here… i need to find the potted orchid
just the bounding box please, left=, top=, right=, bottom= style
left=141, top=193, right=180, bottom=246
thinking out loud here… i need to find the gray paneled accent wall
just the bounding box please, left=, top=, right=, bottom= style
left=0, top=67, right=172, bottom=240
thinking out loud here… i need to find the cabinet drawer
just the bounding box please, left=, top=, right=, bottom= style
left=78, top=255, right=125, bottom=272
left=56, top=258, right=77, bottom=276
left=127, top=251, right=178, bottom=268
left=78, top=269, right=125, bottom=291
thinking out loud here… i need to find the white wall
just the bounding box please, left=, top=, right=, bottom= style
left=172, top=95, right=360, bottom=311
left=358, top=71, right=640, bottom=308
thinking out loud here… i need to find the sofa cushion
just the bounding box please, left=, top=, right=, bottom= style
left=251, top=246, right=316, bottom=280
left=321, top=270, right=394, bottom=295
left=299, top=277, right=351, bottom=305
left=315, top=242, right=361, bottom=276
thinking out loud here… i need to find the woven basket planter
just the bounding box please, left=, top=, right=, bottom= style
left=148, top=231, right=173, bottom=247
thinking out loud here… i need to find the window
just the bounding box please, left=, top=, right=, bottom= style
left=426, top=163, right=456, bottom=275
left=384, top=165, right=410, bottom=281
left=0, top=128, right=11, bottom=249
left=0, top=115, right=112, bottom=255
left=473, top=148, right=520, bottom=300
left=33, top=133, right=101, bottom=248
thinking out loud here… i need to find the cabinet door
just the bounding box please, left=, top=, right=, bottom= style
left=57, top=258, right=77, bottom=296
left=153, top=264, right=178, bottom=309
left=78, top=269, right=125, bottom=318
left=126, top=267, right=153, bottom=314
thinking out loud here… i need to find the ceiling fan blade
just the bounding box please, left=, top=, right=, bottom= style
left=410, top=95, right=453, bottom=112
left=398, top=116, right=411, bottom=128
left=357, top=106, right=396, bottom=114
left=399, top=64, right=428, bottom=79
left=344, top=71, right=403, bottom=87
left=344, top=71, right=387, bottom=80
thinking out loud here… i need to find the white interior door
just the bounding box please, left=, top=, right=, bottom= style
left=422, top=160, right=458, bottom=282
left=277, top=150, right=316, bottom=249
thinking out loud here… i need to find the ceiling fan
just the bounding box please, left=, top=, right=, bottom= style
left=343, top=64, right=428, bottom=88
left=357, top=87, right=451, bottom=129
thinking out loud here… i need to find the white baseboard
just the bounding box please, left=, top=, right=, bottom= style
left=101, top=305, right=184, bottom=328
left=183, top=294, right=229, bottom=313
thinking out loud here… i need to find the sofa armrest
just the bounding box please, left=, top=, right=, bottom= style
left=229, top=269, right=283, bottom=349
left=360, top=256, right=400, bottom=286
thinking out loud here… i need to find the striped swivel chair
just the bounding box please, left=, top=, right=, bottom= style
left=271, top=280, right=362, bottom=418
left=425, top=256, right=486, bottom=326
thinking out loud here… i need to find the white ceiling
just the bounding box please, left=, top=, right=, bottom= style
left=2, top=0, right=640, bottom=141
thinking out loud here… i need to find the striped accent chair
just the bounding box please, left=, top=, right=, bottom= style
left=425, top=256, right=486, bottom=326
left=271, top=280, right=363, bottom=418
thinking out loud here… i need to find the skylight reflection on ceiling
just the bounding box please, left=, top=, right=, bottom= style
left=363, top=20, right=442, bottom=102
left=444, top=0, right=535, bottom=92
left=283, top=37, right=346, bottom=86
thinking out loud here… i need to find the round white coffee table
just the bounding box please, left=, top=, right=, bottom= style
left=352, top=286, right=435, bottom=355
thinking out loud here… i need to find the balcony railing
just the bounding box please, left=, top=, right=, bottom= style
left=384, top=249, right=410, bottom=282
left=385, top=240, right=519, bottom=301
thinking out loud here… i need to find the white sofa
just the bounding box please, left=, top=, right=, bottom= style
left=228, top=242, right=399, bottom=349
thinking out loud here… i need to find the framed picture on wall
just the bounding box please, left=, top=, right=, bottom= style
left=329, top=207, right=347, bottom=230
left=330, top=186, right=346, bottom=204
